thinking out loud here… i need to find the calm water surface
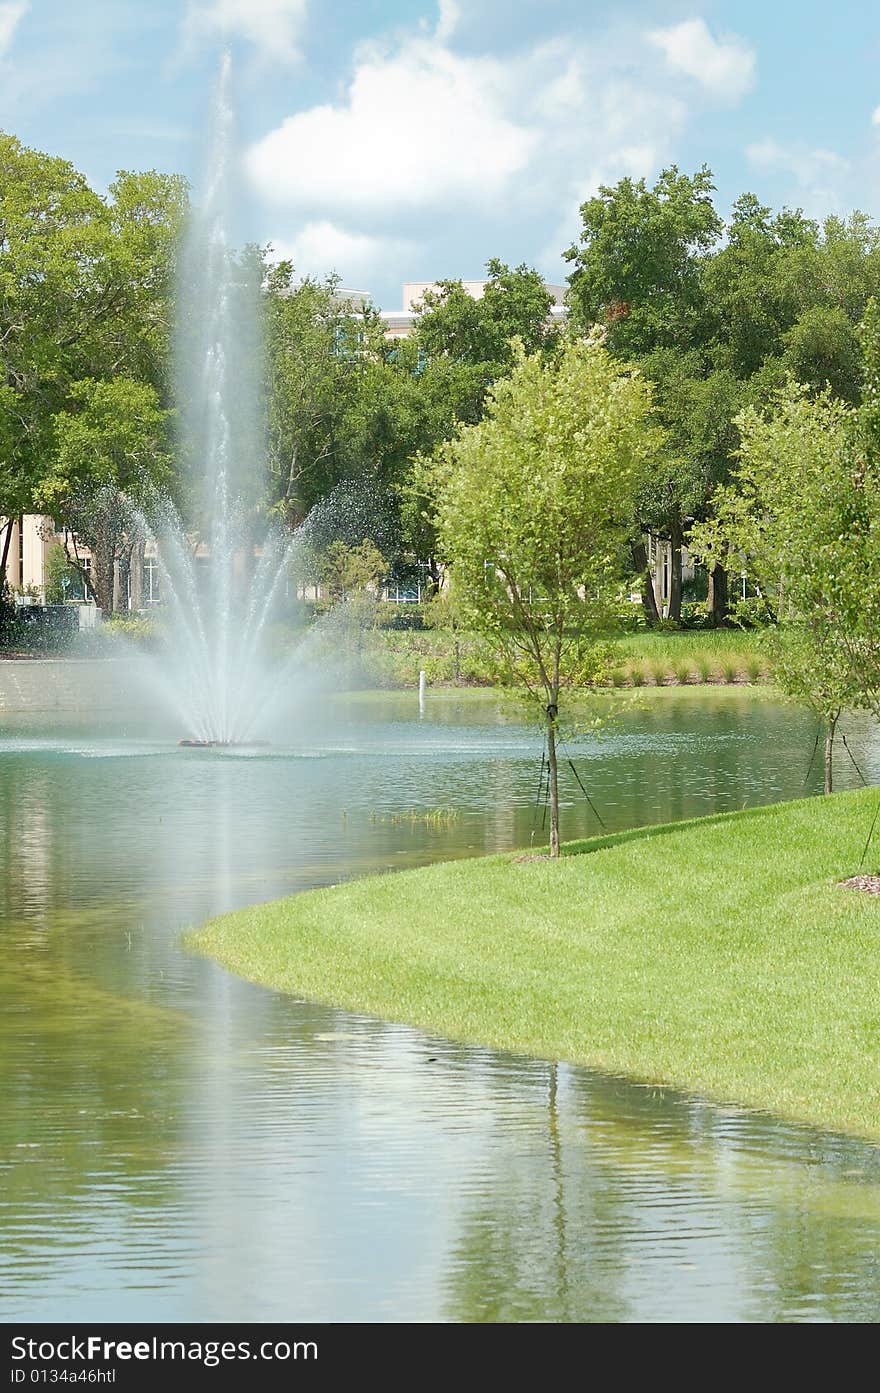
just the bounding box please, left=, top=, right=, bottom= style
left=3, top=677, right=880, bottom=1322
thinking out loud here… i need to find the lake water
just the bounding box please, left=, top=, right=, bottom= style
left=3, top=674, right=880, bottom=1322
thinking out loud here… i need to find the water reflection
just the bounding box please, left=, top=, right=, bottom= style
left=2, top=686, right=880, bottom=1320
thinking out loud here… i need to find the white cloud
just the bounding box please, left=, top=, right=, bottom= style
left=268, top=222, right=418, bottom=286
left=247, top=31, right=536, bottom=214
left=182, top=0, right=307, bottom=65
left=246, top=8, right=755, bottom=294
left=648, top=18, right=755, bottom=102
left=746, top=137, right=852, bottom=214
left=245, top=16, right=697, bottom=228
left=0, top=1, right=27, bottom=58
left=872, top=104, right=880, bottom=126
left=435, top=0, right=460, bottom=43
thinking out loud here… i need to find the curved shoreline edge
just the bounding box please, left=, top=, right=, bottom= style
left=189, top=791, right=880, bottom=1142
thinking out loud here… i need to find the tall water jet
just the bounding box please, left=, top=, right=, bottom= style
left=141, top=56, right=298, bottom=744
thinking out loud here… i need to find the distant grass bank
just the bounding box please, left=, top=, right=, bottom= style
left=370, top=624, right=767, bottom=689
left=193, top=791, right=880, bottom=1140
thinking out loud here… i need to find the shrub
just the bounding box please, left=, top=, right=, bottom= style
left=731, top=595, right=775, bottom=629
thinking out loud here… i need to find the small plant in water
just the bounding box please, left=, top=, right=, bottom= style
left=746, top=655, right=763, bottom=683
left=373, top=807, right=461, bottom=827
left=696, top=657, right=712, bottom=683
left=722, top=659, right=740, bottom=684
left=629, top=662, right=645, bottom=687
left=674, top=660, right=691, bottom=685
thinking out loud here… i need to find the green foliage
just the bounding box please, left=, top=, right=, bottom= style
left=39, top=377, right=170, bottom=612
left=566, top=166, right=722, bottom=354
left=43, top=543, right=79, bottom=604
left=691, top=380, right=878, bottom=723
left=427, top=338, right=660, bottom=704
left=415, top=259, right=557, bottom=372
left=318, top=539, right=386, bottom=602
left=0, top=133, right=186, bottom=519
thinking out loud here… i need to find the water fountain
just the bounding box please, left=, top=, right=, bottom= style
left=138, top=55, right=301, bottom=746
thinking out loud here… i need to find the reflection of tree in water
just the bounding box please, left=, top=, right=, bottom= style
left=443, top=1063, right=880, bottom=1322
left=442, top=1064, right=632, bottom=1322
left=733, top=1130, right=880, bottom=1322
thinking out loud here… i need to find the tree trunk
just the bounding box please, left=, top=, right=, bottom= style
left=547, top=701, right=560, bottom=859
left=426, top=556, right=441, bottom=598
left=668, top=516, right=683, bottom=623
left=824, top=714, right=838, bottom=795
left=631, top=537, right=660, bottom=627
left=92, top=542, right=114, bottom=615
left=0, top=519, right=13, bottom=580
left=708, top=563, right=729, bottom=627
left=112, top=559, right=125, bottom=613
left=129, top=537, right=144, bottom=611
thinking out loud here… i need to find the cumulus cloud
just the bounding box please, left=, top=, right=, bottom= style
left=434, top=0, right=460, bottom=43
left=245, top=8, right=699, bottom=228
left=648, top=18, right=755, bottom=102
left=182, top=0, right=307, bottom=65
left=872, top=105, right=880, bottom=126
left=746, top=138, right=852, bottom=214
left=268, top=222, right=419, bottom=287
left=0, top=1, right=27, bottom=58
left=247, top=34, right=536, bottom=214
left=244, top=4, right=762, bottom=296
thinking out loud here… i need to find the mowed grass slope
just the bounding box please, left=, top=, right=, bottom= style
left=192, top=791, right=880, bottom=1138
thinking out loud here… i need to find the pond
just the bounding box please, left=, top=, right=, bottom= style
left=3, top=672, right=880, bottom=1322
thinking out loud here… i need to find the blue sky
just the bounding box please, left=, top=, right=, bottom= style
left=2, top=0, right=880, bottom=306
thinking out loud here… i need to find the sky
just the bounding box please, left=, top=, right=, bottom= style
left=2, top=0, right=880, bottom=307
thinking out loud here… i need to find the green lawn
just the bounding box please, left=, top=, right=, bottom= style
left=191, top=790, right=880, bottom=1139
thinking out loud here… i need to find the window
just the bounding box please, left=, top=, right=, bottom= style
left=144, top=557, right=162, bottom=605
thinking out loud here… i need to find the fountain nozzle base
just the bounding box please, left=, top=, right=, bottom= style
left=178, top=739, right=270, bottom=748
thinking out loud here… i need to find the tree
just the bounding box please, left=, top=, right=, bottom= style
left=690, top=381, right=873, bottom=792
left=426, top=337, right=658, bottom=856
left=318, top=539, right=386, bottom=602
left=565, top=168, right=723, bottom=622
left=392, top=261, right=560, bottom=585
left=38, top=378, right=170, bottom=613
left=416, top=259, right=557, bottom=377
left=0, top=134, right=186, bottom=529
left=263, top=265, right=359, bottom=523
left=565, top=166, right=721, bottom=357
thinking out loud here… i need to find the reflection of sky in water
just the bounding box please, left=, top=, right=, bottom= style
left=3, top=682, right=880, bottom=1321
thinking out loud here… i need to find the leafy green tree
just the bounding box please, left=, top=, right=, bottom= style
left=565, top=168, right=722, bottom=622
left=318, top=539, right=386, bottom=602
left=565, top=166, right=721, bottom=356
left=426, top=338, right=658, bottom=856
left=0, top=134, right=186, bottom=531
left=566, top=171, right=880, bottom=627
left=690, top=382, right=871, bottom=791
left=39, top=378, right=170, bottom=613
left=392, top=261, right=560, bottom=581
left=416, top=259, right=557, bottom=376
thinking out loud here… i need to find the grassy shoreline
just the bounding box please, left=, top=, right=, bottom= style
left=192, top=791, right=880, bottom=1141
left=368, top=625, right=768, bottom=689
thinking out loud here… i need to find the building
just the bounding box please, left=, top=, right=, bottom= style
left=378, top=279, right=567, bottom=340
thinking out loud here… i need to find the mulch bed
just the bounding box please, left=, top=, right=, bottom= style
left=839, top=875, right=880, bottom=896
